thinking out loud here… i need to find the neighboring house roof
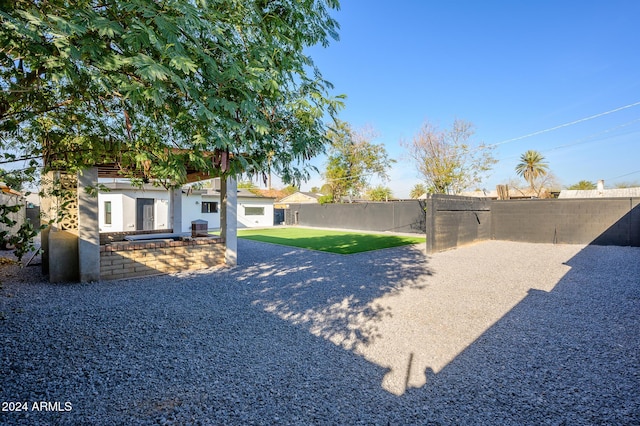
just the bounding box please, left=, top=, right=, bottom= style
left=0, top=182, right=23, bottom=197
left=236, top=188, right=276, bottom=199
left=278, top=191, right=322, bottom=203
left=251, top=188, right=290, bottom=200
left=203, top=188, right=276, bottom=200
left=460, top=187, right=556, bottom=199
left=559, top=187, right=640, bottom=198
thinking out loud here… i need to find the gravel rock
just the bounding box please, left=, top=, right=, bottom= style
left=0, top=240, right=638, bottom=425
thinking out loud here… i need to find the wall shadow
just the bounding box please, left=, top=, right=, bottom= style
left=428, top=243, right=640, bottom=424
left=232, top=239, right=590, bottom=396
left=240, top=235, right=639, bottom=416
left=590, top=200, right=640, bottom=246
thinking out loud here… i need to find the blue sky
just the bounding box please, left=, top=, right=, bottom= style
left=286, top=0, right=640, bottom=198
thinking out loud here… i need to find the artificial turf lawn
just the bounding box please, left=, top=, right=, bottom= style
left=235, top=227, right=425, bottom=254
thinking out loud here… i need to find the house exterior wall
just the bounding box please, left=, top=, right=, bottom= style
left=238, top=197, right=274, bottom=228
left=99, top=189, right=171, bottom=232
left=99, top=186, right=272, bottom=233
left=180, top=193, right=220, bottom=233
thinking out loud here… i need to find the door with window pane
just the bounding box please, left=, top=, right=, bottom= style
left=136, top=198, right=154, bottom=230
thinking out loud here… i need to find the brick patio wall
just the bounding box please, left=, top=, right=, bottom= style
left=99, top=238, right=225, bottom=280
left=99, top=229, right=173, bottom=245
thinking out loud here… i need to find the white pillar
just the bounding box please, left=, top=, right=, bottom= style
left=224, top=176, right=237, bottom=266
left=170, top=188, right=183, bottom=233
left=78, top=167, right=100, bottom=282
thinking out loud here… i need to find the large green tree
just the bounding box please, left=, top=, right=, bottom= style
left=515, top=150, right=549, bottom=191
left=0, top=0, right=343, bottom=188
left=403, top=119, right=496, bottom=194
left=323, top=120, right=394, bottom=201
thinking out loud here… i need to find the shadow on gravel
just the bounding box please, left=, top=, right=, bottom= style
left=240, top=237, right=640, bottom=413
left=1, top=241, right=638, bottom=424
left=425, top=244, right=640, bottom=424
left=233, top=240, right=432, bottom=351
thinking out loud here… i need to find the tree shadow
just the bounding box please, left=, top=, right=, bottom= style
left=230, top=239, right=432, bottom=352
left=237, top=238, right=625, bottom=397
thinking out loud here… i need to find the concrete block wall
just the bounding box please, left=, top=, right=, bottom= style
left=425, top=194, right=491, bottom=253
left=491, top=198, right=640, bottom=246
left=282, top=196, right=638, bottom=253
left=100, top=238, right=225, bottom=280
left=284, top=201, right=426, bottom=233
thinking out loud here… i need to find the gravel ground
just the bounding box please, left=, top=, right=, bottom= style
left=0, top=239, right=639, bottom=425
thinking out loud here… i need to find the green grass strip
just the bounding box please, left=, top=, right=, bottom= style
left=234, top=227, right=424, bottom=254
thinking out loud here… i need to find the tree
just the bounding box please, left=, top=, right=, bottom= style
left=237, top=180, right=257, bottom=190
left=567, top=180, right=596, bottom=190
left=281, top=184, right=298, bottom=196
left=507, top=171, right=559, bottom=198
left=365, top=185, right=393, bottom=201
left=403, top=119, right=496, bottom=194
left=1, top=0, right=343, bottom=187
left=614, top=181, right=640, bottom=188
left=0, top=0, right=343, bottom=257
left=323, top=120, right=394, bottom=201
left=515, top=150, right=549, bottom=192
left=409, top=183, right=427, bottom=199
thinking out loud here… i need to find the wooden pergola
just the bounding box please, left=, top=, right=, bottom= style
left=40, top=153, right=239, bottom=283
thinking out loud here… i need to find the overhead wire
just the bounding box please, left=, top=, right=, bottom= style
left=496, top=117, right=640, bottom=162
left=485, top=102, right=640, bottom=183
left=488, top=100, right=640, bottom=148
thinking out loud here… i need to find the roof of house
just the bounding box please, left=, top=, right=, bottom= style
left=0, top=182, right=23, bottom=197
left=457, top=187, right=553, bottom=199
left=203, top=188, right=276, bottom=199
left=278, top=191, right=323, bottom=203
left=559, top=187, right=640, bottom=198
left=251, top=188, right=290, bottom=200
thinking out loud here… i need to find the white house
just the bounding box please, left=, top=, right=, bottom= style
left=236, top=188, right=275, bottom=228
left=98, top=180, right=275, bottom=233
left=98, top=182, right=172, bottom=232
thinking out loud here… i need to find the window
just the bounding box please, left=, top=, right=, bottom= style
left=201, top=201, right=218, bottom=213
left=244, top=206, right=264, bottom=216
left=104, top=201, right=112, bottom=225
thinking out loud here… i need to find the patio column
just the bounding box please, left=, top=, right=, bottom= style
left=78, top=167, right=100, bottom=282
left=40, top=171, right=55, bottom=275
left=224, top=176, right=237, bottom=266
left=170, top=188, right=183, bottom=233
left=40, top=171, right=80, bottom=282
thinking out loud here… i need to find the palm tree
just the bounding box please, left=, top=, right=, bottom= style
left=515, top=150, right=549, bottom=191
left=567, top=180, right=596, bottom=190
left=409, top=183, right=428, bottom=198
